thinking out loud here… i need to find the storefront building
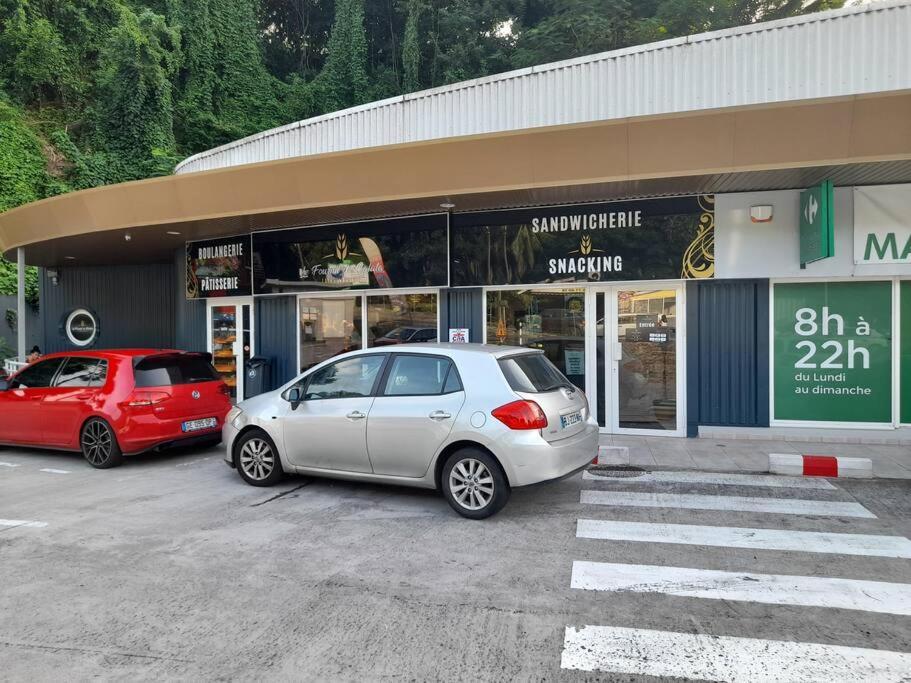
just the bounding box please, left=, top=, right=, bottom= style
left=2, top=2, right=910, bottom=442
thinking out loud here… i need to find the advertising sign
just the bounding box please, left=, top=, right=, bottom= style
left=773, top=281, right=892, bottom=424
left=799, top=180, right=834, bottom=266
left=449, top=195, right=714, bottom=287
left=186, top=235, right=252, bottom=299
left=902, top=281, right=911, bottom=424
left=63, top=308, right=99, bottom=348
left=252, top=215, right=448, bottom=293
left=448, top=328, right=469, bottom=343
left=854, top=184, right=911, bottom=265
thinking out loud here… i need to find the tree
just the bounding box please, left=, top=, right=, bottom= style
left=323, top=0, right=370, bottom=110
left=402, top=0, right=421, bottom=92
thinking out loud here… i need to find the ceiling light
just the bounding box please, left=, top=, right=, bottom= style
left=124, top=232, right=132, bottom=242
left=166, top=230, right=181, bottom=236
left=440, top=201, right=456, bottom=209
left=64, top=256, right=76, bottom=260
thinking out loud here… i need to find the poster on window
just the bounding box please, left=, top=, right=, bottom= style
left=252, top=215, right=448, bottom=293
left=186, top=235, right=252, bottom=299
left=450, top=195, right=714, bottom=286
left=773, top=281, right=892, bottom=424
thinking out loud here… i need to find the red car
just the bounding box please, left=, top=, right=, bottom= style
left=0, top=349, right=231, bottom=468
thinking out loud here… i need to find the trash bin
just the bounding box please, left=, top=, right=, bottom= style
left=244, top=356, right=271, bottom=399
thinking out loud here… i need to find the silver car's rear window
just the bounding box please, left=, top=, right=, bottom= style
left=498, top=354, right=569, bottom=393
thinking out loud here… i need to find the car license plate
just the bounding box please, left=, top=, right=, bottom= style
left=182, top=417, right=217, bottom=433
left=560, top=411, right=582, bottom=429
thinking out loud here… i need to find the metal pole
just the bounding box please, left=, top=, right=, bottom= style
left=16, top=247, right=26, bottom=361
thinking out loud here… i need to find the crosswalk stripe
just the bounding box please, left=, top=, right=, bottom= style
left=583, top=469, right=837, bottom=490
left=39, top=468, right=71, bottom=474
left=571, top=561, right=911, bottom=615
left=581, top=490, right=875, bottom=518
left=576, top=519, right=911, bottom=558
left=561, top=625, right=911, bottom=680
left=0, top=519, right=48, bottom=529
left=0, top=462, right=21, bottom=468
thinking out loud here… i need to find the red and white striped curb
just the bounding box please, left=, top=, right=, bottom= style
left=769, top=453, right=873, bottom=478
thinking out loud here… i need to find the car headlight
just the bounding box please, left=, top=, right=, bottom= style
left=226, top=406, right=244, bottom=427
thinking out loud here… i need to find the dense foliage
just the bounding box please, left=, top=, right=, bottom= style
left=0, top=0, right=843, bottom=297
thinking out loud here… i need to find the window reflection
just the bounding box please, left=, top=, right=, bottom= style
left=367, top=294, right=437, bottom=347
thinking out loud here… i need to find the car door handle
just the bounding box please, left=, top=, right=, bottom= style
left=429, top=411, right=451, bottom=420
left=346, top=411, right=367, bottom=420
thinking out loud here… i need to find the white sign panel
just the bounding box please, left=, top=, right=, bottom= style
left=854, top=184, right=911, bottom=264
left=448, top=328, right=469, bottom=343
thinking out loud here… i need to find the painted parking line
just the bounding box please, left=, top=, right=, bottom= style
left=561, top=625, right=911, bottom=680
left=0, top=462, right=21, bottom=468
left=39, top=468, right=71, bottom=474
left=576, top=519, right=911, bottom=558
left=0, top=519, right=48, bottom=529
left=580, top=490, right=876, bottom=518
left=570, top=561, right=911, bottom=615
left=583, top=469, right=837, bottom=490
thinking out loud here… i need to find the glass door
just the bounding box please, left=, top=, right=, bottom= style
left=594, top=285, right=684, bottom=435
left=208, top=300, right=253, bottom=401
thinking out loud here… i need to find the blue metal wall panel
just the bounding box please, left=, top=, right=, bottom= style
left=174, top=248, right=207, bottom=351
left=41, top=263, right=175, bottom=353
left=446, top=288, right=483, bottom=343
left=687, top=279, right=770, bottom=434
left=255, top=296, right=297, bottom=390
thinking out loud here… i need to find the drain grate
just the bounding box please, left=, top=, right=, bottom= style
left=587, top=465, right=646, bottom=478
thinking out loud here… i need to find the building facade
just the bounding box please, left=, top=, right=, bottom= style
left=2, top=2, right=910, bottom=442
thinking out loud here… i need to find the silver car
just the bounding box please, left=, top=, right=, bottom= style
left=223, top=344, right=599, bottom=518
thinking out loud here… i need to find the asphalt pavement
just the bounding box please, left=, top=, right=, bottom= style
left=1, top=444, right=910, bottom=681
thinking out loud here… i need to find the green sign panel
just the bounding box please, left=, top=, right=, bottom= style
left=773, top=281, right=892, bottom=423
left=799, top=180, right=835, bottom=266
left=902, top=281, right=911, bottom=424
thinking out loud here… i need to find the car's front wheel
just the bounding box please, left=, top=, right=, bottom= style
left=81, top=418, right=123, bottom=469
left=442, top=448, right=510, bottom=519
left=235, top=429, right=284, bottom=486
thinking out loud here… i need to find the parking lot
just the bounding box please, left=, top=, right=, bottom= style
left=2, top=444, right=911, bottom=681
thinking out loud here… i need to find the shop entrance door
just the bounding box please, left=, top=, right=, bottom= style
left=207, top=298, right=254, bottom=401
left=590, top=285, right=685, bottom=436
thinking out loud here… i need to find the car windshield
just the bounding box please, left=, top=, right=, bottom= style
left=134, top=355, right=219, bottom=387
left=498, top=353, right=571, bottom=393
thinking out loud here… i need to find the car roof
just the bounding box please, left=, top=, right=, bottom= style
left=353, top=343, right=542, bottom=359
left=37, top=348, right=187, bottom=360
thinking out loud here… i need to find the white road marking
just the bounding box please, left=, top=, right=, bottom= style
left=584, top=469, right=837, bottom=490
left=576, top=519, right=911, bottom=558
left=571, top=561, right=911, bottom=615
left=580, top=490, right=875, bottom=518
left=39, top=468, right=71, bottom=474
left=0, top=462, right=21, bottom=468
left=561, top=625, right=911, bottom=681
left=0, top=519, right=48, bottom=529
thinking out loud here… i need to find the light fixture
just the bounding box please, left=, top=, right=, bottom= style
left=166, top=230, right=181, bottom=236
left=47, top=268, right=60, bottom=286
left=440, top=200, right=456, bottom=210
left=750, top=205, right=774, bottom=223
left=124, top=232, right=132, bottom=241
left=63, top=256, right=76, bottom=260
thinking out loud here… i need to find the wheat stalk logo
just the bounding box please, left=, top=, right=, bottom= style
left=335, top=233, right=348, bottom=260
left=580, top=235, right=592, bottom=255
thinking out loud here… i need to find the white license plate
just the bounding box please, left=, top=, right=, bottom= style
left=560, top=411, right=582, bottom=429
left=182, top=417, right=217, bottom=433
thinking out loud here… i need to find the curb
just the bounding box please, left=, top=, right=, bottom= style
left=768, top=453, right=873, bottom=479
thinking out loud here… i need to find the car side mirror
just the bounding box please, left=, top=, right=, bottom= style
left=287, top=386, right=302, bottom=411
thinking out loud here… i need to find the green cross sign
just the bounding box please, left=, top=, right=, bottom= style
left=799, top=180, right=835, bottom=266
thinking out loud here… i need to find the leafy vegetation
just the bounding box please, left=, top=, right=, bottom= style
left=0, top=0, right=843, bottom=296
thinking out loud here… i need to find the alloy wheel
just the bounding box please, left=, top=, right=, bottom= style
left=240, top=438, right=275, bottom=481
left=449, top=458, right=494, bottom=510
left=82, top=421, right=112, bottom=466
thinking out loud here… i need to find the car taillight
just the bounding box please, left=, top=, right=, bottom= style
left=491, top=400, right=548, bottom=430
left=123, top=391, right=170, bottom=407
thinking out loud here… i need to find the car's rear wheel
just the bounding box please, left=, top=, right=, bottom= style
left=235, top=429, right=284, bottom=486
left=81, top=418, right=123, bottom=469
left=442, top=448, right=510, bottom=519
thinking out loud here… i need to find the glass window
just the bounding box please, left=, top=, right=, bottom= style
left=486, top=288, right=586, bottom=391
left=368, top=294, right=437, bottom=347
left=443, top=366, right=463, bottom=394
left=498, top=353, right=570, bottom=393
left=134, top=355, right=219, bottom=387
left=299, top=296, right=363, bottom=372
left=10, top=357, right=65, bottom=389
left=55, top=357, right=108, bottom=388
left=383, top=355, right=452, bottom=396
left=305, top=355, right=385, bottom=400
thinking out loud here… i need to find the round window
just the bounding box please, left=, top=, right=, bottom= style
left=65, top=309, right=98, bottom=347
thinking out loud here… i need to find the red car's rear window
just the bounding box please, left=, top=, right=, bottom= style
left=133, top=355, right=219, bottom=387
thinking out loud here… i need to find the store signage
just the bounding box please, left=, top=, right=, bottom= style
left=449, top=195, right=714, bottom=286
left=186, top=236, right=252, bottom=299
left=902, top=281, right=911, bottom=425
left=63, top=308, right=99, bottom=348
left=854, top=184, right=911, bottom=265
left=448, top=328, right=469, bottom=343
left=799, top=180, right=834, bottom=266
left=773, top=281, right=892, bottom=424
left=252, top=215, right=448, bottom=293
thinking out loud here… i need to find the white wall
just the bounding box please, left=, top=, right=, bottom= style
left=715, top=186, right=911, bottom=280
